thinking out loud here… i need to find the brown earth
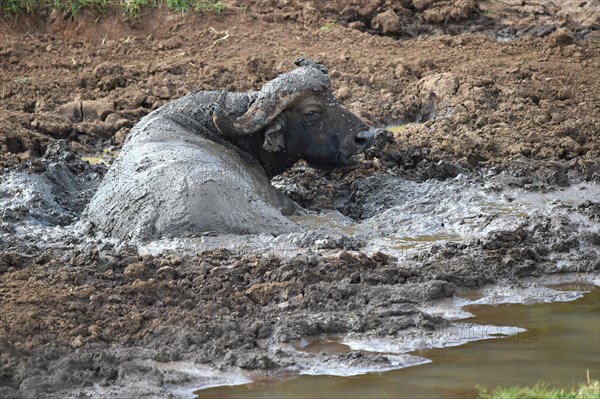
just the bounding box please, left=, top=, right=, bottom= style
left=1, top=1, right=600, bottom=398
left=1, top=1, right=599, bottom=171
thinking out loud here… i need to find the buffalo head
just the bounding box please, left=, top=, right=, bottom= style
left=213, top=57, right=374, bottom=175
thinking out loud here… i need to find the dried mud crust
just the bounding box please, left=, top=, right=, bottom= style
left=1, top=2, right=600, bottom=398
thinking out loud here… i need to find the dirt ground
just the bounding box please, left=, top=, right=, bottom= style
left=1, top=1, right=599, bottom=398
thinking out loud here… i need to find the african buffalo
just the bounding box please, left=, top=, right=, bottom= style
left=83, top=58, right=374, bottom=240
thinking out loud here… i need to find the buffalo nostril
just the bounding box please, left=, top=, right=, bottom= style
left=354, top=130, right=374, bottom=149
left=355, top=137, right=368, bottom=146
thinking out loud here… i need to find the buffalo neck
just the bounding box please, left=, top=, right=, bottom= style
left=227, top=133, right=299, bottom=179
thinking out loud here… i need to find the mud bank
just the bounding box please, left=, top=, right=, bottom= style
left=199, top=283, right=599, bottom=399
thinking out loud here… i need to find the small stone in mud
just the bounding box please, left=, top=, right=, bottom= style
left=557, top=88, right=573, bottom=100
left=93, top=61, right=124, bottom=78
left=157, top=265, right=176, bottom=279
left=335, top=85, right=352, bottom=101
left=347, top=21, right=365, bottom=30
left=151, top=85, right=174, bottom=100
left=371, top=251, right=391, bottom=264
left=371, top=9, right=401, bottom=34
left=88, top=324, right=101, bottom=337
left=113, top=127, right=130, bottom=145
left=124, top=262, right=146, bottom=279
left=549, top=28, right=575, bottom=47
left=245, top=282, right=298, bottom=306
left=337, top=250, right=355, bottom=263
left=238, top=354, right=277, bottom=370
left=105, top=113, right=133, bottom=130
left=70, top=335, right=85, bottom=349
left=157, top=37, right=182, bottom=50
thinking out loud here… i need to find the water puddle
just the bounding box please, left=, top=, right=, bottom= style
left=293, top=336, right=351, bottom=354
left=374, top=233, right=463, bottom=253
left=287, top=212, right=358, bottom=237
left=195, top=285, right=599, bottom=399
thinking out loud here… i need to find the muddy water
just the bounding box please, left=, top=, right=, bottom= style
left=138, top=179, right=600, bottom=261
left=196, top=287, right=599, bottom=399
left=360, top=180, right=600, bottom=259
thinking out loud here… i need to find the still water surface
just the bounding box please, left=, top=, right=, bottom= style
left=196, top=286, right=599, bottom=399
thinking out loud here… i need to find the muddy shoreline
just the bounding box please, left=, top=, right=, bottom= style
left=1, top=1, right=600, bottom=398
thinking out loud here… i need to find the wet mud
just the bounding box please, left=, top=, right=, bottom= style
left=198, top=284, right=599, bottom=399
left=1, top=1, right=600, bottom=398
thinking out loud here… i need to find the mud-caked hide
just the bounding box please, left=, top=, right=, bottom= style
left=83, top=58, right=373, bottom=240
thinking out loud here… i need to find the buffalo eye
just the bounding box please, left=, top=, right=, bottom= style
left=304, top=110, right=321, bottom=123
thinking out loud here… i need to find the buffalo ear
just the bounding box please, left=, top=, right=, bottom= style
left=262, top=114, right=286, bottom=152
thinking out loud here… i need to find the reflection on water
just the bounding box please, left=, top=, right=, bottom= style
left=389, top=233, right=463, bottom=252
left=293, top=336, right=351, bottom=354
left=196, top=287, right=599, bottom=399
left=287, top=213, right=358, bottom=236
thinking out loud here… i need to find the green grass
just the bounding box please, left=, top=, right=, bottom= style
left=319, top=19, right=337, bottom=33
left=478, top=380, right=600, bottom=399
left=1, top=0, right=225, bottom=17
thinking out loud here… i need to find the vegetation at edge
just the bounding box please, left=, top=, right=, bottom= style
left=478, top=380, right=600, bottom=399
left=1, top=0, right=225, bottom=17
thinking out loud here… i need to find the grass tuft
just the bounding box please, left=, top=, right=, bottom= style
left=319, top=19, right=337, bottom=33
left=478, top=380, right=600, bottom=399
left=1, top=0, right=225, bottom=18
